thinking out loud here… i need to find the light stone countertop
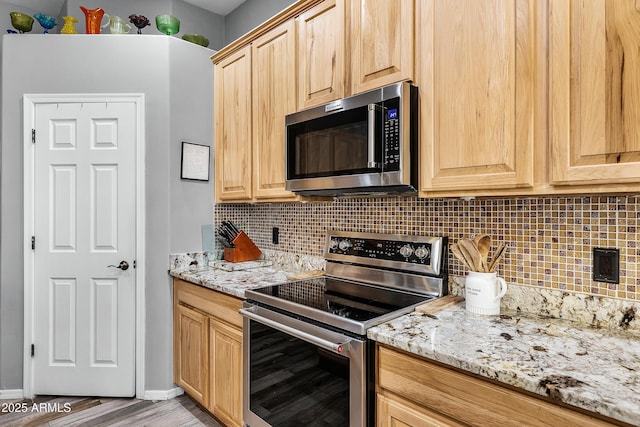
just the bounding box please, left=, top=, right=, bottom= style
left=168, top=250, right=325, bottom=299
left=368, top=303, right=640, bottom=426
left=169, top=265, right=290, bottom=299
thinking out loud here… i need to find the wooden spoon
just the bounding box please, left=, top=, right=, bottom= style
left=451, top=243, right=474, bottom=270
left=488, top=242, right=508, bottom=272
left=474, top=234, right=491, bottom=272
left=458, top=238, right=483, bottom=272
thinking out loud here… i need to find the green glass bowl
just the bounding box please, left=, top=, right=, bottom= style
left=10, top=12, right=34, bottom=33
left=155, top=14, right=180, bottom=35
left=182, top=33, right=209, bottom=47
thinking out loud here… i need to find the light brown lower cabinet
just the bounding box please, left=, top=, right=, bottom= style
left=377, top=393, right=466, bottom=427
left=175, top=304, right=209, bottom=406
left=174, top=279, right=243, bottom=427
left=377, top=345, right=616, bottom=427
left=209, top=317, right=243, bottom=426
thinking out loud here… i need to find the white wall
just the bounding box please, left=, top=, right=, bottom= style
left=224, top=0, right=296, bottom=44
left=170, top=41, right=215, bottom=253
left=1, top=34, right=214, bottom=393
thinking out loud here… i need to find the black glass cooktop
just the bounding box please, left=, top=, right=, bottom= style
left=246, top=276, right=433, bottom=335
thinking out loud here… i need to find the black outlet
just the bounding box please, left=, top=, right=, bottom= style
left=593, top=247, right=619, bottom=284
left=272, top=227, right=279, bottom=245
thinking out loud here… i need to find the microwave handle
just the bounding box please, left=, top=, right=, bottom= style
left=367, top=104, right=382, bottom=168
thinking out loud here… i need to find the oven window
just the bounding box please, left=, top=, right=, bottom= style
left=248, top=320, right=350, bottom=426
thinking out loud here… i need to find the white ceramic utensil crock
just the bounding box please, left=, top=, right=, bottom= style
left=465, top=271, right=507, bottom=315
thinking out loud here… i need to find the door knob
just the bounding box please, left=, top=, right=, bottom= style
left=108, top=261, right=129, bottom=271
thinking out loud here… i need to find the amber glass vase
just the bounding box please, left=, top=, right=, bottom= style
left=79, top=6, right=109, bottom=34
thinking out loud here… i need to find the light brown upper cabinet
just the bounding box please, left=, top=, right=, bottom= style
left=298, top=0, right=413, bottom=106
left=213, top=0, right=640, bottom=200
left=350, top=0, right=415, bottom=94
left=213, top=20, right=298, bottom=203
left=297, top=0, right=345, bottom=109
left=252, top=20, right=298, bottom=201
left=549, top=0, right=640, bottom=186
left=213, top=0, right=417, bottom=203
left=214, top=46, right=253, bottom=202
left=418, top=0, right=537, bottom=196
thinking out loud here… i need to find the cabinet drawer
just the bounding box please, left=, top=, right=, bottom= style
left=377, top=393, right=465, bottom=427
left=174, top=279, right=243, bottom=329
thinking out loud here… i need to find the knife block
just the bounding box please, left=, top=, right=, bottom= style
left=223, top=231, right=262, bottom=263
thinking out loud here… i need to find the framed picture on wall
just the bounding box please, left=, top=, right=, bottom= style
left=180, top=141, right=210, bottom=181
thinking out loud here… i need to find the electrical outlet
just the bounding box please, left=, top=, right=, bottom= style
left=272, top=227, right=279, bottom=245
left=593, top=247, right=619, bottom=284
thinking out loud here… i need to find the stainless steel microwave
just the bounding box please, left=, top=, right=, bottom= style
left=285, top=82, right=418, bottom=196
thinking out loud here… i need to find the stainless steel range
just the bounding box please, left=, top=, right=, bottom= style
left=240, top=230, right=448, bottom=427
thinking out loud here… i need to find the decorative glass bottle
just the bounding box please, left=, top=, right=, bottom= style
left=60, top=16, right=78, bottom=34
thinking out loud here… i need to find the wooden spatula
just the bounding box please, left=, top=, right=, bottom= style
left=474, top=234, right=491, bottom=272
left=488, top=242, right=508, bottom=272
left=451, top=243, right=473, bottom=270
left=458, top=238, right=483, bottom=272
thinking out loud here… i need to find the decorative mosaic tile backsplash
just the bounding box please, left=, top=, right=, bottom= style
left=214, top=195, right=640, bottom=302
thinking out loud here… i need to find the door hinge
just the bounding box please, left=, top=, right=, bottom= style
left=32, top=129, right=36, bottom=144
left=31, top=236, right=35, bottom=250
left=31, top=344, right=35, bottom=357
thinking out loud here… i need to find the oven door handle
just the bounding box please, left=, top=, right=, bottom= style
left=240, top=306, right=353, bottom=355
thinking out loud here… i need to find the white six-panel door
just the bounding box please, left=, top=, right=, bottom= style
left=30, top=100, right=137, bottom=396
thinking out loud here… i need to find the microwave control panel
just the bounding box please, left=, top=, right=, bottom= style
left=383, top=97, right=401, bottom=171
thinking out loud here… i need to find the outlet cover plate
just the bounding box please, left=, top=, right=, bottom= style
left=593, top=247, right=619, bottom=284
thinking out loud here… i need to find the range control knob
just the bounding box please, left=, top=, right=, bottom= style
left=338, top=239, right=352, bottom=251
left=399, top=244, right=413, bottom=258
left=329, top=239, right=339, bottom=250
left=415, top=246, right=430, bottom=260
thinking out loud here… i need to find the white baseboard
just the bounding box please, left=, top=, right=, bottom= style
left=0, top=388, right=183, bottom=401
left=143, top=387, right=184, bottom=401
left=1, top=388, right=185, bottom=401
left=0, top=389, right=24, bottom=400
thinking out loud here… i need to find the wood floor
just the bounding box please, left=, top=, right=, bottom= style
left=0, top=395, right=222, bottom=427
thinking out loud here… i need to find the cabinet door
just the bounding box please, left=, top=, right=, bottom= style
left=297, top=0, right=345, bottom=109
left=209, top=318, right=243, bottom=427
left=419, top=0, right=536, bottom=194
left=350, top=0, right=414, bottom=94
left=214, top=46, right=253, bottom=202
left=377, top=394, right=465, bottom=427
left=174, top=304, right=208, bottom=406
left=549, top=0, right=640, bottom=185
left=252, top=20, right=298, bottom=201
